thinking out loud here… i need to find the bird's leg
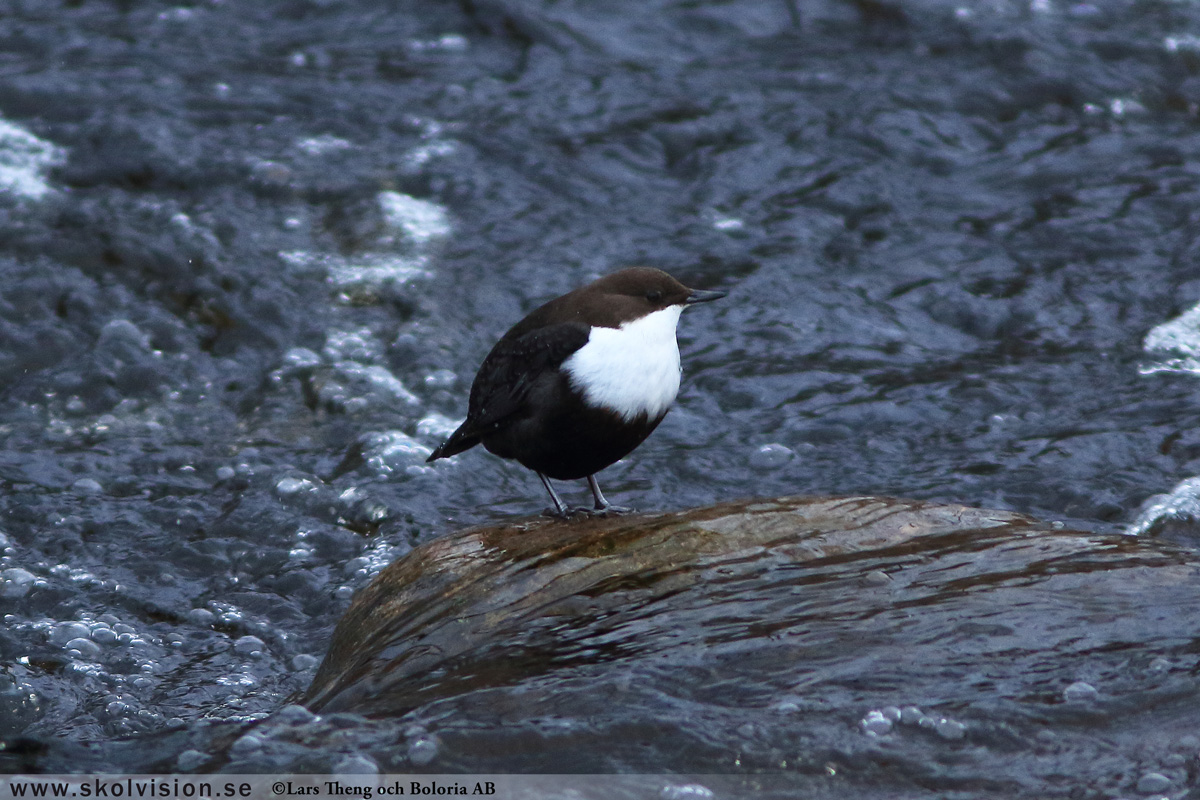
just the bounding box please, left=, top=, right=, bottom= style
left=537, top=472, right=570, bottom=518
left=586, top=475, right=633, bottom=515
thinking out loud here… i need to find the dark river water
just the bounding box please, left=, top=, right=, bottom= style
left=3, top=0, right=1200, bottom=795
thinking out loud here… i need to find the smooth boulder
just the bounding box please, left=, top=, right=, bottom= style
left=306, top=495, right=1150, bottom=715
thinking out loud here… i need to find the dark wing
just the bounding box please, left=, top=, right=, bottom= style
left=427, top=322, right=589, bottom=461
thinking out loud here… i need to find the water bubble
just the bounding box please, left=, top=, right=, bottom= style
left=187, top=608, right=215, bottom=626
left=282, top=347, right=322, bottom=371
left=749, top=443, right=794, bottom=470
left=291, top=654, right=320, bottom=671
left=934, top=718, right=967, bottom=741
left=177, top=749, right=209, bottom=771
left=229, top=733, right=264, bottom=757
left=104, top=698, right=131, bottom=718
left=324, top=328, right=383, bottom=364
left=1, top=568, right=36, bottom=598
left=863, top=570, right=891, bottom=586
left=216, top=466, right=236, bottom=482
left=860, top=709, right=893, bottom=736
left=1063, top=681, right=1099, bottom=702
left=1165, top=34, right=1200, bottom=53
left=1135, top=772, right=1172, bottom=794
left=219, top=610, right=244, bottom=626
left=65, top=637, right=102, bottom=659
left=333, top=753, right=378, bottom=775
left=276, top=704, right=317, bottom=725
left=71, top=478, right=103, bottom=495
left=899, top=705, right=925, bottom=725
left=91, top=627, right=118, bottom=646
left=661, top=785, right=715, bottom=800
left=422, top=369, right=456, bottom=389
left=339, top=363, right=419, bottom=406
left=49, top=621, right=93, bottom=645
left=296, top=134, right=353, bottom=157
left=275, top=477, right=317, bottom=498
left=407, top=735, right=439, bottom=765
left=344, top=557, right=371, bottom=576
left=361, top=431, right=434, bottom=474
left=233, top=635, right=266, bottom=657
left=408, top=34, right=469, bottom=53
left=158, top=7, right=196, bottom=21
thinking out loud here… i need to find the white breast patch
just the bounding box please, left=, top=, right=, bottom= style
left=562, top=305, right=684, bottom=422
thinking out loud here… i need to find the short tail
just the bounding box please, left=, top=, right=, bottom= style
left=427, top=425, right=480, bottom=462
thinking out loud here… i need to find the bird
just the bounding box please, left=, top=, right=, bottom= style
left=427, top=267, right=725, bottom=516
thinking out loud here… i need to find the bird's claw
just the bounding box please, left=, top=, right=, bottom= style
left=541, top=505, right=635, bottom=520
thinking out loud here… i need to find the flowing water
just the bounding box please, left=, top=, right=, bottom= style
left=2, top=0, right=1200, bottom=795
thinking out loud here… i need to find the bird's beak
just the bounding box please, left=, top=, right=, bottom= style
left=684, top=288, right=727, bottom=305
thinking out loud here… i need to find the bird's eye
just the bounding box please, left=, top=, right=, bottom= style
left=646, top=290, right=663, bottom=303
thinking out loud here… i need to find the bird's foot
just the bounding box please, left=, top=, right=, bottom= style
left=540, top=505, right=634, bottom=520
left=591, top=503, right=634, bottom=516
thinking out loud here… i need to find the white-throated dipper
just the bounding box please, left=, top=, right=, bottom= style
left=427, top=267, right=726, bottom=516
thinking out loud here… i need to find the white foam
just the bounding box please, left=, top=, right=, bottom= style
left=326, top=254, right=429, bottom=291
left=322, top=327, right=384, bottom=363
left=295, top=134, right=353, bottom=156
left=1141, top=303, right=1200, bottom=375
left=416, top=412, right=460, bottom=439
left=403, top=140, right=457, bottom=170
left=1165, top=34, right=1200, bottom=53
left=377, top=191, right=452, bottom=243
left=407, top=34, right=469, bottom=53
left=335, top=362, right=419, bottom=405
left=361, top=430, right=432, bottom=474
left=279, top=250, right=430, bottom=301
left=1125, top=476, right=1200, bottom=536
left=0, top=118, right=65, bottom=200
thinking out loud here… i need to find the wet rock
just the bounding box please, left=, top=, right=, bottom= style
left=306, top=495, right=1117, bottom=715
